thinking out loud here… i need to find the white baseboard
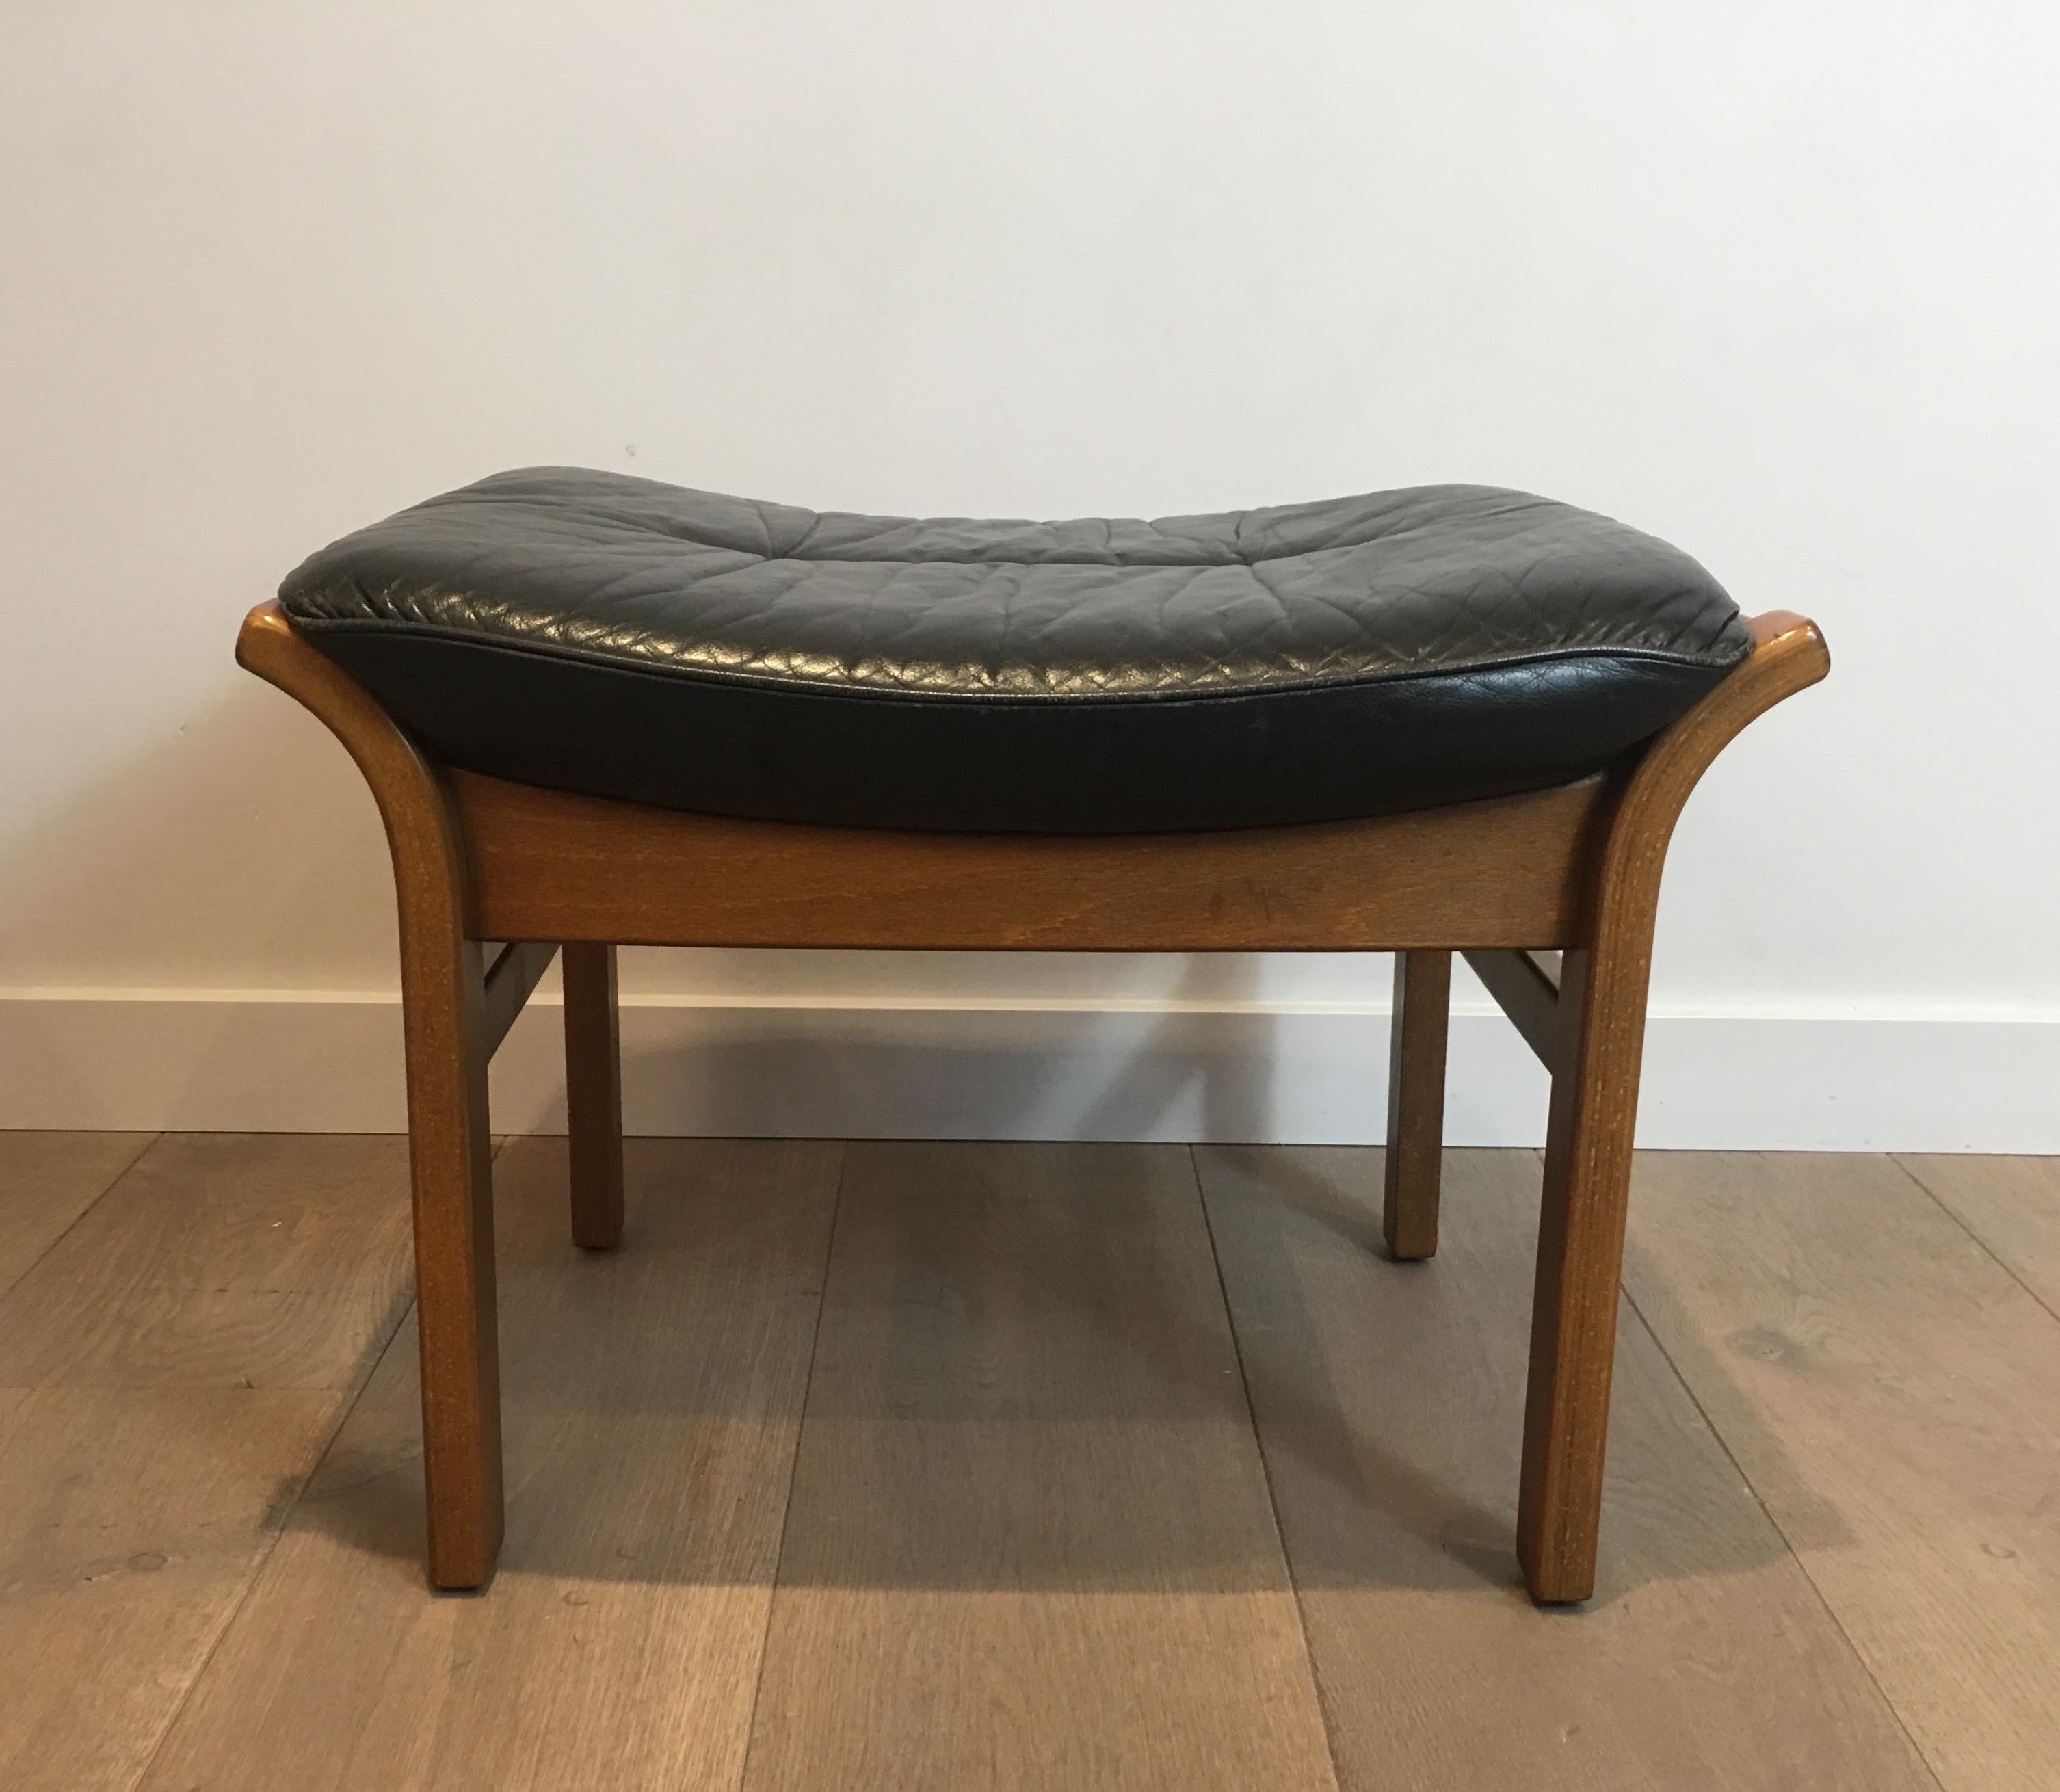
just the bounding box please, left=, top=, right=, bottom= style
left=0, top=990, right=2052, bottom=1152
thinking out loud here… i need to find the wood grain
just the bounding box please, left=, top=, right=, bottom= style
left=1895, top=1154, right=2060, bottom=1318
left=1462, top=947, right=1558, bottom=1066
left=141, top=1136, right=843, bottom=1792
left=481, top=939, right=558, bottom=1054
left=742, top=1142, right=1338, bottom=1792
left=1382, top=949, right=1451, bottom=1260
left=1518, top=611, right=1830, bottom=1600
left=14, top=1137, right=2052, bottom=1786
left=401, top=923, right=503, bottom=1588
left=1196, top=1144, right=1936, bottom=1792
left=0, top=1131, right=152, bottom=1297
left=240, top=598, right=508, bottom=1585
left=1622, top=1151, right=2060, bottom=1792
left=458, top=765, right=1608, bottom=953
left=0, top=1132, right=415, bottom=1792
left=0, top=1386, right=343, bottom=1792
left=561, top=941, right=625, bottom=1250
left=0, top=1132, right=412, bottom=1390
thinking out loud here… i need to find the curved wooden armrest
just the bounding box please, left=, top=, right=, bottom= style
left=1745, top=607, right=1829, bottom=661
left=1578, top=605, right=1830, bottom=985
left=237, top=598, right=471, bottom=925
left=237, top=599, right=403, bottom=775
left=1628, top=608, right=1829, bottom=823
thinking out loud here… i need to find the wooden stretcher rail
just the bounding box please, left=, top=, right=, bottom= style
left=1464, top=947, right=1562, bottom=1068
left=479, top=940, right=557, bottom=1057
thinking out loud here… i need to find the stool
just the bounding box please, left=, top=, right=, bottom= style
left=238, top=469, right=1827, bottom=1603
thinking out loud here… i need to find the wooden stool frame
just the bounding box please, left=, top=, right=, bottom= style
left=237, top=601, right=1827, bottom=1603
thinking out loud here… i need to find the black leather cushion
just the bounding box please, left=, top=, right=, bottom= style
left=278, top=468, right=1750, bottom=834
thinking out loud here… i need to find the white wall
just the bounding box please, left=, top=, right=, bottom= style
left=3, top=1, right=2055, bottom=1146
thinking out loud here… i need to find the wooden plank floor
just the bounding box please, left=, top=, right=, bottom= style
left=741, top=1142, right=1336, bottom=1791
left=1622, top=1152, right=2060, bottom=1792
left=0, top=1133, right=153, bottom=1296
left=0, top=1134, right=414, bottom=1792
left=2, top=1133, right=2055, bottom=1791
left=1194, top=1146, right=1936, bottom=1791
left=140, top=1136, right=843, bottom=1792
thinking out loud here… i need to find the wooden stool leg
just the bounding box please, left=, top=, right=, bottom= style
left=1382, top=949, right=1451, bottom=1259
left=562, top=941, right=625, bottom=1250
left=1516, top=936, right=1652, bottom=1603
left=401, top=934, right=505, bottom=1590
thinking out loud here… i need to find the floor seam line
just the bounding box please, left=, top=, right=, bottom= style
left=124, top=1133, right=499, bottom=1789
left=735, top=1137, right=850, bottom=1792
left=1887, top=1153, right=2060, bottom=1330
left=125, top=1282, right=422, bottom=1791
left=0, top=1131, right=159, bottom=1308
left=1619, top=1265, right=1951, bottom=1792
left=1188, top=1142, right=1349, bottom=1792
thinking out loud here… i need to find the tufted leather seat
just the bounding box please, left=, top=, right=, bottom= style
left=278, top=468, right=1749, bottom=834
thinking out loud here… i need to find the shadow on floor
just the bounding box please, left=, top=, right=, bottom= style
left=287, top=1122, right=1833, bottom=1606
